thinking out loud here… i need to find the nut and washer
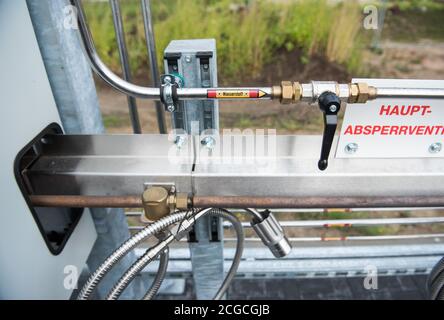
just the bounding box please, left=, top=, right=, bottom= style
left=280, top=81, right=294, bottom=104
left=279, top=81, right=301, bottom=104
left=201, top=136, right=216, bottom=149
left=429, top=142, right=442, bottom=154
left=345, top=143, right=359, bottom=154
left=348, top=83, right=359, bottom=103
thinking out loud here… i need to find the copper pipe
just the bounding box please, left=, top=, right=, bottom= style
left=29, top=195, right=142, bottom=208
left=29, top=194, right=444, bottom=209
left=192, top=196, right=444, bottom=209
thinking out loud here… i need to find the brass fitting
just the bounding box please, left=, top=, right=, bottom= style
left=142, top=186, right=189, bottom=221
left=348, top=83, right=377, bottom=103
left=275, top=81, right=302, bottom=104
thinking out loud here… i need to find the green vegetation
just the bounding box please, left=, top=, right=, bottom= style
left=83, top=0, right=366, bottom=82
left=388, top=0, right=444, bottom=11
left=383, top=8, right=444, bottom=42
left=102, top=114, right=130, bottom=127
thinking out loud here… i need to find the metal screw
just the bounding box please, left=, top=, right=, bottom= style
left=203, top=63, right=209, bottom=70
left=185, top=55, right=192, bottom=63
left=201, top=136, right=216, bottom=149
left=345, top=143, right=358, bottom=154
left=174, top=135, right=186, bottom=149
left=429, top=142, right=442, bottom=154
left=167, top=104, right=175, bottom=112
left=164, top=76, right=172, bottom=83
left=329, top=105, right=338, bottom=113
left=172, top=65, right=178, bottom=71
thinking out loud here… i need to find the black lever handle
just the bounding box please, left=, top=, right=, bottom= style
left=317, top=91, right=341, bottom=171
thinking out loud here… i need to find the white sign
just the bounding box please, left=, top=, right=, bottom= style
left=336, top=79, right=444, bottom=158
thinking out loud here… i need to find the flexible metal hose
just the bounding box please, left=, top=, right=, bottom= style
left=210, top=209, right=244, bottom=300
left=77, top=211, right=189, bottom=300
left=105, top=234, right=174, bottom=300
left=105, top=208, right=244, bottom=300
left=142, top=247, right=169, bottom=300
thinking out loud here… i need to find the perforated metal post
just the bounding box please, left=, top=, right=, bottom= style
left=164, top=40, right=224, bottom=299
left=27, top=0, right=143, bottom=299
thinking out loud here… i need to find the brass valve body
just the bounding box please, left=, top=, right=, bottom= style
left=142, top=186, right=189, bottom=221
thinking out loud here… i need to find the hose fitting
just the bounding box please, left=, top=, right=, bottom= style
left=142, top=186, right=189, bottom=221
left=249, top=209, right=292, bottom=258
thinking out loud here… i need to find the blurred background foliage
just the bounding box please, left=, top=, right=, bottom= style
left=83, top=0, right=368, bottom=82
left=83, top=0, right=444, bottom=83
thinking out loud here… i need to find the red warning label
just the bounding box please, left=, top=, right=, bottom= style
left=207, top=89, right=267, bottom=99
left=343, top=104, right=444, bottom=136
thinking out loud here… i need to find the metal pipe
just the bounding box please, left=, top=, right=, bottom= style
left=30, top=195, right=444, bottom=209
left=73, top=1, right=444, bottom=104
left=176, top=87, right=273, bottom=100
left=140, top=0, right=166, bottom=133
left=376, top=87, right=444, bottom=99
left=110, top=0, right=142, bottom=133
left=72, top=0, right=444, bottom=103
left=223, top=216, right=444, bottom=228
left=192, top=196, right=444, bottom=209
left=226, top=233, right=444, bottom=242
left=129, top=217, right=444, bottom=230
left=72, top=0, right=161, bottom=99
left=30, top=195, right=142, bottom=208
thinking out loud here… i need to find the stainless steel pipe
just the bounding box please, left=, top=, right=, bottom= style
left=72, top=0, right=444, bottom=102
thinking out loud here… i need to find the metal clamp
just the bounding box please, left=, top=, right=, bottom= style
left=160, top=74, right=182, bottom=112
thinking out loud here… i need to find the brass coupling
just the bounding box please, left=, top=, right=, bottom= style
left=272, top=81, right=302, bottom=104
left=273, top=80, right=377, bottom=104
left=142, top=186, right=189, bottom=221
left=348, top=82, right=377, bottom=103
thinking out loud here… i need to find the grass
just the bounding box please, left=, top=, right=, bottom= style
left=83, top=0, right=368, bottom=82
left=382, top=9, right=444, bottom=42
left=102, top=114, right=130, bottom=128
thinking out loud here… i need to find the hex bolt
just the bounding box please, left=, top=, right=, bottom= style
left=201, top=136, right=216, bottom=149
left=345, top=143, right=358, bottom=154
left=329, top=104, right=338, bottom=113
left=174, top=135, right=187, bottom=149
left=429, top=142, right=442, bottom=154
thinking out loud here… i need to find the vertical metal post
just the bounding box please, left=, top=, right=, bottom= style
left=141, top=0, right=167, bottom=133
left=110, top=0, right=141, bottom=134
left=164, top=39, right=223, bottom=299
left=27, top=0, right=144, bottom=299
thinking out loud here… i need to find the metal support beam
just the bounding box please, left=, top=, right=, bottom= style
left=23, top=134, right=444, bottom=199
left=140, top=0, right=166, bottom=133
left=27, top=0, right=143, bottom=299
left=163, top=39, right=223, bottom=300
left=109, top=0, right=141, bottom=134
